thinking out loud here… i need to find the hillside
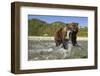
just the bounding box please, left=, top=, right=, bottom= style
left=28, top=19, right=88, bottom=37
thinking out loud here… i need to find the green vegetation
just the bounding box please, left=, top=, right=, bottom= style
left=78, top=26, right=88, bottom=37
left=28, top=19, right=88, bottom=37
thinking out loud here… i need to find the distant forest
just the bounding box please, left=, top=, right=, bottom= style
left=28, top=19, right=88, bottom=37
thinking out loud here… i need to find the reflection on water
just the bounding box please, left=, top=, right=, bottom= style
left=28, top=40, right=88, bottom=61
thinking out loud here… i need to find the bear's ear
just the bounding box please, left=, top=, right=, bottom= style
left=71, top=22, right=78, bottom=25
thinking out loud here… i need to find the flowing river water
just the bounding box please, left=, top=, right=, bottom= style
left=28, top=39, right=88, bottom=61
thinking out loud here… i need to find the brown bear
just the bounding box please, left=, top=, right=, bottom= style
left=54, top=22, right=78, bottom=48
